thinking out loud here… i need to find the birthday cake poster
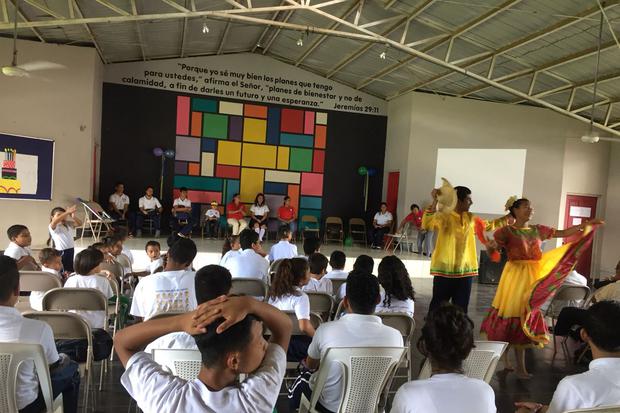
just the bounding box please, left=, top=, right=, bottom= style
left=0, top=133, right=54, bottom=200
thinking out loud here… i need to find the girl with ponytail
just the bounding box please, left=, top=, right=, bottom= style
left=268, top=257, right=314, bottom=361
left=376, top=255, right=415, bottom=317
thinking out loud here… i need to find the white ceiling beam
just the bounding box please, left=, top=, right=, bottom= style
left=224, top=0, right=246, bottom=9
left=130, top=0, right=146, bottom=61
left=0, top=4, right=306, bottom=29
left=247, top=0, right=252, bottom=8
left=22, top=0, right=64, bottom=19
left=458, top=41, right=617, bottom=98
left=160, top=0, right=190, bottom=13
left=71, top=0, right=105, bottom=63
left=391, top=1, right=619, bottom=99
left=179, top=0, right=191, bottom=58
left=572, top=97, right=620, bottom=114
left=384, top=0, right=398, bottom=9
left=604, top=104, right=613, bottom=126
left=10, top=0, right=45, bottom=42
left=353, top=0, right=363, bottom=26
left=261, top=8, right=295, bottom=54
left=93, top=0, right=129, bottom=16
left=359, top=14, right=405, bottom=29
left=313, top=0, right=350, bottom=8
left=1, top=0, right=8, bottom=23
left=325, top=0, right=437, bottom=79
left=609, top=121, right=620, bottom=129
left=294, top=0, right=360, bottom=66
left=353, top=0, right=523, bottom=90
left=217, top=20, right=232, bottom=54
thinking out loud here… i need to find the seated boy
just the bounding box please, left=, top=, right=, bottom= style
left=130, top=238, right=198, bottom=321
left=516, top=301, right=620, bottom=413
left=146, top=240, right=164, bottom=274
left=116, top=295, right=292, bottom=413
left=302, top=253, right=332, bottom=294
left=223, top=229, right=269, bottom=282
left=204, top=201, right=221, bottom=239
left=268, top=227, right=298, bottom=262
left=29, top=248, right=64, bottom=311
left=302, top=236, right=321, bottom=258
left=4, top=224, right=39, bottom=270
left=172, top=187, right=194, bottom=237
left=0, top=256, right=80, bottom=413
left=324, top=251, right=348, bottom=280
left=136, top=186, right=163, bottom=237
left=289, top=270, right=403, bottom=412
left=145, top=264, right=233, bottom=353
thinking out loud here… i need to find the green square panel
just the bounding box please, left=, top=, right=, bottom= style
left=173, top=176, right=223, bottom=191
left=289, top=148, right=312, bottom=172
left=202, top=113, right=228, bottom=139
left=192, top=98, right=217, bottom=113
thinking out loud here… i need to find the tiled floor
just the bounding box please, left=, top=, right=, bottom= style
left=87, top=276, right=585, bottom=413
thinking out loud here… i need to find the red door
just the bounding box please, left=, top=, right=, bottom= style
left=386, top=172, right=400, bottom=217
left=563, top=195, right=598, bottom=278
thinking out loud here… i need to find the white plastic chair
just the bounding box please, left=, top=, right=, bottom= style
left=151, top=349, right=202, bottom=381
left=563, top=407, right=620, bottom=413
left=418, top=340, right=508, bottom=383
left=299, top=346, right=405, bottom=413
left=230, top=278, right=268, bottom=301
left=377, top=313, right=415, bottom=382
left=0, top=343, right=63, bottom=413
left=23, top=311, right=92, bottom=413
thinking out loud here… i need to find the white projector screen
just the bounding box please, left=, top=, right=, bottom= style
left=435, top=148, right=527, bottom=215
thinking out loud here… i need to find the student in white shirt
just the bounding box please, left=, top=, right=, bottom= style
left=136, top=186, right=163, bottom=237
left=250, top=193, right=270, bottom=242
left=116, top=226, right=134, bottom=266
left=146, top=264, right=233, bottom=353
left=302, top=236, right=321, bottom=257
left=269, top=226, right=298, bottom=262
left=4, top=224, right=39, bottom=270
left=324, top=250, right=348, bottom=280
left=335, top=254, right=375, bottom=301
left=63, top=249, right=114, bottom=319
left=220, top=235, right=241, bottom=267
left=30, top=248, right=64, bottom=311
left=145, top=240, right=164, bottom=274
left=391, top=304, right=495, bottom=413
left=108, top=181, right=131, bottom=220
left=116, top=295, right=293, bottom=413
left=204, top=201, right=221, bottom=239
left=515, top=301, right=620, bottom=413
left=224, top=229, right=269, bottom=282
left=130, top=238, right=198, bottom=321
left=172, top=187, right=194, bottom=236
left=289, top=270, right=403, bottom=412
left=48, top=205, right=81, bottom=273
left=370, top=202, right=393, bottom=249
left=376, top=255, right=415, bottom=317
left=268, top=258, right=314, bottom=361
left=303, top=253, right=333, bottom=294
left=0, top=256, right=81, bottom=413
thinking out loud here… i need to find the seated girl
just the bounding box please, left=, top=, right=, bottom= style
left=267, top=257, right=314, bottom=361
left=391, top=304, right=496, bottom=413
left=376, top=255, right=415, bottom=317
left=249, top=193, right=270, bottom=242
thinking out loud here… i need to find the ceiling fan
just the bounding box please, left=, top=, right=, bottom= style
left=1, top=0, right=65, bottom=77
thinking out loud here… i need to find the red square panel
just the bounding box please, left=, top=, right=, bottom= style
left=312, top=150, right=325, bottom=173
left=300, top=173, right=323, bottom=196
left=215, top=165, right=241, bottom=179
left=281, top=108, right=304, bottom=133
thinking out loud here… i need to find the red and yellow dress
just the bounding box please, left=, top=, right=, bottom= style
left=481, top=225, right=595, bottom=347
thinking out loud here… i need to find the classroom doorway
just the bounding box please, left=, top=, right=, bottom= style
left=563, top=194, right=598, bottom=278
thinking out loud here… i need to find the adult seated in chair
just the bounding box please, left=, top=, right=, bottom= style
left=226, top=193, right=247, bottom=236
left=136, top=186, right=163, bottom=237
left=108, top=181, right=134, bottom=234
left=593, top=259, right=620, bottom=289
left=278, top=196, right=297, bottom=237
left=0, top=256, right=81, bottom=413
left=172, top=187, right=193, bottom=237
left=369, top=202, right=393, bottom=249
left=515, top=301, right=620, bottom=413
left=288, top=270, right=403, bottom=413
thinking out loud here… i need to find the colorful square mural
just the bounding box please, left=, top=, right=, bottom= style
left=174, top=95, right=327, bottom=219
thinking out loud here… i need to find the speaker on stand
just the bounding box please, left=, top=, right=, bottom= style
left=478, top=249, right=508, bottom=284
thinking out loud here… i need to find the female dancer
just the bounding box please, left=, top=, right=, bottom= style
left=480, top=197, right=601, bottom=379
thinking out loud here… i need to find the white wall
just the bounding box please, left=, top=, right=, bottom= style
left=601, top=144, right=620, bottom=275
left=384, top=91, right=614, bottom=273
left=0, top=38, right=102, bottom=246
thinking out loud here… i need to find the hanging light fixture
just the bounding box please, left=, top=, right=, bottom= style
left=296, top=32, right=304, bottom=47
left=202, top=20, right=210, bottom=34
left=581, top=12, right=604, bottom=144
left=379, top=43, right=388, bottom=60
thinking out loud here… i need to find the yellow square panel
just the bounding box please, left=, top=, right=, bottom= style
left=277, top=147, right=289, bottom=170
left=240, top=168, right=264, bottom=203
left=217, top=141, right=242, bottom=165
left=219, top=101, right=244, bottom=116
left=241, top=143, right=277, bottom=169
left=243, top=118, right=267, bottom=143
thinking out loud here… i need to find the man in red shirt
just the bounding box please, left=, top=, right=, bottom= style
left=226, top=193, right=248, bottom=235
left=278, top=196, right=297, bottom=237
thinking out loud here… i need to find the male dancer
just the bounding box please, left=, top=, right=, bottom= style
left=423, top=185, right=511, bottom=313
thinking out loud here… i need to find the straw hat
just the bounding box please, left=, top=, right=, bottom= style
left=436, top=178, right=457, bottom=213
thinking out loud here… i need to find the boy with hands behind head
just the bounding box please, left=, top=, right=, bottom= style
left=116, top=295, right=292, bottom=413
